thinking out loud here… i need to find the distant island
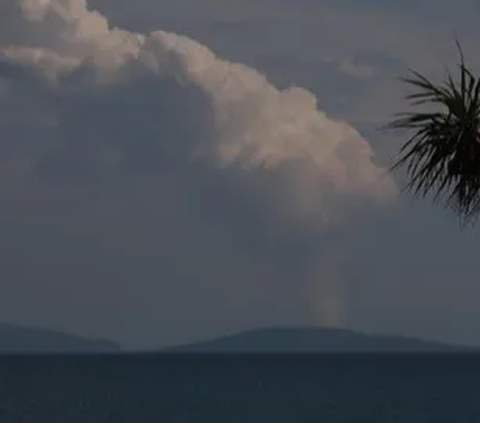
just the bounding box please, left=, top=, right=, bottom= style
left=160, top=327, right=476, bottom=353
left=0, top=322, right=121, bottom=354
left=0, top=324, right=475, bottom=354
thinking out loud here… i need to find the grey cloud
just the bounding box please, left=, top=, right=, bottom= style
left=0, top=0, right=394, bottom=348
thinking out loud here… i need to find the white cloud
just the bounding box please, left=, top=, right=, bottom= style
left=1, top=0, right=394, bottom=199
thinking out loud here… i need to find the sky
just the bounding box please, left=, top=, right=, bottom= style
left=0, top=0, right=479, bottom=350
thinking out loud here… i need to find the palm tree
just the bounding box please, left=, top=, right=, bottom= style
left=389, top=41, right=480, bottom=226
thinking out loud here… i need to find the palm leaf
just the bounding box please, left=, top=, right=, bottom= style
left=388, top=42, right=480, bottom=225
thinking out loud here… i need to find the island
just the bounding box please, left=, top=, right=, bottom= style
left=0, top=322, right=121, bottom=354
left=160, top=327, right=475, bottom=353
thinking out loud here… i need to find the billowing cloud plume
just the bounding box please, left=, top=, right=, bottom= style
left=0, top=0, right=395, bottom=348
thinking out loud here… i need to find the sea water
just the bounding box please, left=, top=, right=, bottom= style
left=0, top=353, right=479, bottom=421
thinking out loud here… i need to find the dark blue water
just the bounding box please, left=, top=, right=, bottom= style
left=0, top=353, right=479, bottom=422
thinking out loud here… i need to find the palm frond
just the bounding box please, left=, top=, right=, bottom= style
left=388, top=42, right=480, bottom=225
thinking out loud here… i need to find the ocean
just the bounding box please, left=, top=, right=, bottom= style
left=0, top=353, right=479, bottom=421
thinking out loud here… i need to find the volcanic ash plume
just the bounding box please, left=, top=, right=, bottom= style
left=0, top=0, right=396, bottom=345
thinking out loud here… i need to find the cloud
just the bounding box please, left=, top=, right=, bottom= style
left=72, top=0, right=480, bottom=349
left=0, top=0, right=395, bottom=347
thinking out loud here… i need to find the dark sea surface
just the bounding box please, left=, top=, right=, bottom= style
left=0, top=353, right=480, bottom=422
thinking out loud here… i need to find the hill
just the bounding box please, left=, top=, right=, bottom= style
left=0, top=322, right=121, bottom=353
left=161, top=327, right=474, bottom=353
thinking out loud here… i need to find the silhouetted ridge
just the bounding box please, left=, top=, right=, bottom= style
left=0, top=323, right=121, bottom=353
left=161, top=327, right=474, bottom=353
